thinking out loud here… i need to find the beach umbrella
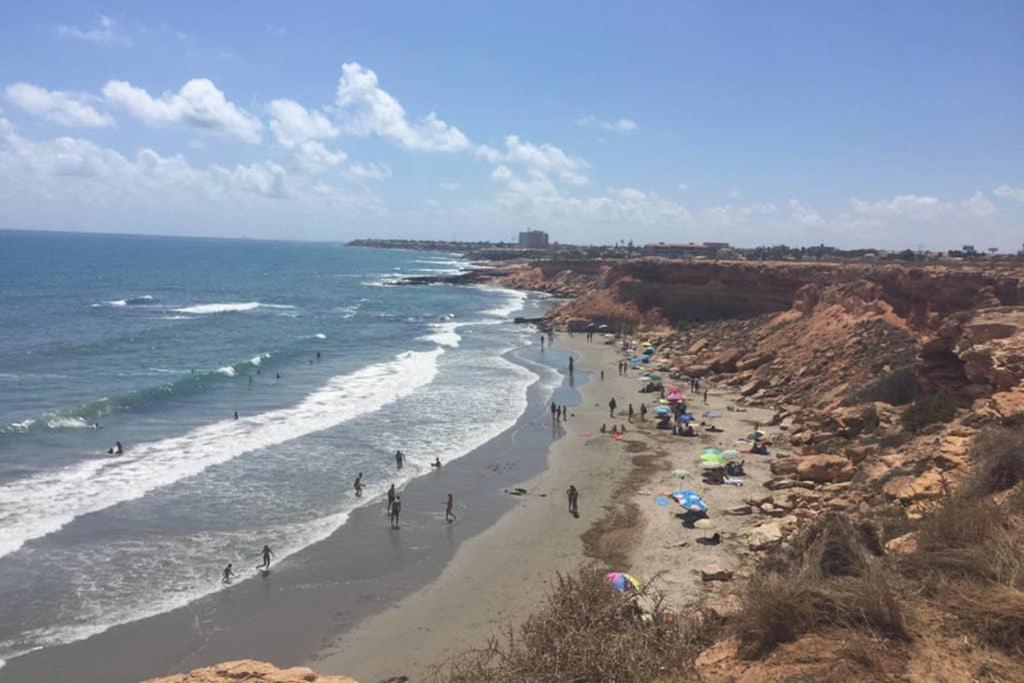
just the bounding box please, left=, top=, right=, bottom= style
left=638, top=375, right=653, bottom=381
left=654, top=405, right=671, bottom=415
left=750, top=430, right=765, bottom=441
left=642, top=347, right=655, bottom=356
left=642, top=341, right=654, bottom=347
left=700, top=453, right=726, bottom=464
left=666, top=391, right=684, bottom=402
left=701, top=447, right=722, bottom=456
left=630, top=356, right=645, bottom=364
left=676, top=413, right=694, bottom=422
left=723, top=449, right=744, bottom=461
left=648, top=373, right=662, bottom=380
left=641, top=356, right=651, bottom=363
left=703, top=410, right=722, bottom=419
left=605, top=572, right=641, bottom=592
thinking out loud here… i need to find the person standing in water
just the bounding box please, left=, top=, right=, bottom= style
left=387, top=484, right=396, bottom=514
left=257, top=545, right=274, bottom=571
left=354, top=472, right=364, bottom=497
left=115, top=441, right=124, bottom=454
left=233, top=411, right=238, bottom=420
left=540, top=335, right=545, bottom=350
left=568, top=356, right=574, bottom=375
left=551, top=401, right=558, bottom=423
left=390, top=496, right=402, bottom=529
left=395, top=450, right=404, bottom=469
left=222, top=563, right=236, bottom=583
left=445, top=493, right=456, bottom=523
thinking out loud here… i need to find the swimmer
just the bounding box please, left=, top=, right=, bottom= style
left=257, top=544, right=274, bottom=571
left=233, top=411, right=238, bottom=420
left=115, top=441, right=123, bottom=455
left=432, top=457, right=442, bottom=468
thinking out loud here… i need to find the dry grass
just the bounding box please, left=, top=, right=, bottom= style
left=429, top=567, right=718, bottom=682
left=898, top=439, right=1024, bottom=656
left=733, top=514, right=908, bottom=659
left=960, top=427, right=1024, bottom=499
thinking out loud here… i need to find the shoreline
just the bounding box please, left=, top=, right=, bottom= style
left=0, top=314, right=573, bottom=683
left=315, top=334, right=776, bottom=682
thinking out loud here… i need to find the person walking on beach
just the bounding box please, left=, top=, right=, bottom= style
left=609, top=397, right=617, bottom=417
left=354, top=472, right=364, bottom=497
left=600, top=369, right=604, bottom=381
left=640, top=403, right=647, bottom=422
left=550, top=401, right=558, bottom=423
left=628, top=404, right=634, bottom=422
left=387, top=484, right=396, bottom=514
left=568, top=356, right=574, bottom=375
left=257, top=545, right=274, bottom=571
left=703, top=388, right=708, bottom=404
left=445, top=493, right=456, bottom=523
left=540, top=335, right=545, bottom=350
left=563, top=406, right=568, bottom=422
left=566, top=485, right=578, bottom=517
left=395, top=450, right=405, bottom=469
left=222, top=563, right=236, bottom=584
left=390, top=496, right=402, bottom=529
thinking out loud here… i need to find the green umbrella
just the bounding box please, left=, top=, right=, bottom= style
left=700, top=453, right=725, bottom=464
left=701, top=447, right=721, bottom=456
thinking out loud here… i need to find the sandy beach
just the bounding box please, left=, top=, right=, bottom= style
left=316, top=333, right=774, bottom=682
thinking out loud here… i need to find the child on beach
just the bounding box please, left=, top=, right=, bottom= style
left=222, top=563, right=236, bottom=583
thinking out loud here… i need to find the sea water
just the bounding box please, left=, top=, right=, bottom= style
left=0, top=230, right=553, bottom=663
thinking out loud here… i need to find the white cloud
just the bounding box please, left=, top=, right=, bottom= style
left=439, top=181, right=461, bottom=191
left=728, top=188, right=740, bottom=199
left=103, top=78, right=263, bottom=143
left=994, top=185, right=1024, bottom=202
left=0, top=122, right=381, bottom=237
left=787, top=198, right=824, bottom=227
left=267, top=99, right=338, bottom=146
left=576, top=115, right=638, bottom=133
left=678, top=183, right=689, bottom=192
left=345, top=161, right=392, bottom=181
left=287, top=140, right=347, bottom=173
left=477, top=135, right=589, bottom=186
left=963, top=191, right=997, bottom=217
left=850, top=194, right=946, bottom=220
left=335, top=62, right=470, bottom=151
left=4, top=83, right=114, bottom=127
left=56, top=15, right=129, bottom=46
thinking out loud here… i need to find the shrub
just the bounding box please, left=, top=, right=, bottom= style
left=432, top=567, right=718, bottom=682
left=734, top=515, right=908, bottom=658
left=961, top=427, right=1024, bottom=498
left=855, top=367, right=922, bottom=406
left=899, top=389, right=958, bottom=432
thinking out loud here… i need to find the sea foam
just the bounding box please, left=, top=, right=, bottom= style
left=174, top=302, right=294, bottom=315
left=0, top=348, right=444, bottom=561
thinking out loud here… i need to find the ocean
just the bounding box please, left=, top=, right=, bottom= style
left=0, top=230, right=555, bottom=667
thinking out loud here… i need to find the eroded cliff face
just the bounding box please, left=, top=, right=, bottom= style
left=143, top=660, right=357, bottom=683
left=501, top=258, right=1022, bottom=331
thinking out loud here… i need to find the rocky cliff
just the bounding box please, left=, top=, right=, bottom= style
left=143, top=660, right=357, bottom=683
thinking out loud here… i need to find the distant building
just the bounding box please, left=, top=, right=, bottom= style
left=642, top=242, right=732, bottom=258
left=518, top=230, right=550, bottom=249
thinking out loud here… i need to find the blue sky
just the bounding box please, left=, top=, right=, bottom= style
left=1, top=1, right=1022, bottom=249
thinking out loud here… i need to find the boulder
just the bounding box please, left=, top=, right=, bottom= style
left=723, top=504, right=753, bottom=516
left=883, top=469, right=946, bottom=503
left=700, top=564, right=734, bottom=582
left=710, top=348, right=745, bottom=373
left=885, top=531, right=919, bottom=556
left=795, top=454, right=853, bottom=483
left=770, top=458, right=798, bottom=476
left=686, top=363, right=712, bottom=378
left=736, top=352, right=774, bottom=371
left=748, top=521, right=784, bottom=551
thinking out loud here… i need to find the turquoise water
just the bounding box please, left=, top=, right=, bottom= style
left=0, top=230, right=553, bottom=664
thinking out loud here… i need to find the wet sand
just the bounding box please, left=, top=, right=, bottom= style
left=316, top=334, right=775, bottom=682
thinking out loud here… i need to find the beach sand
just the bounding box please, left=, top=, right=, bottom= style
left=315, top=334, right=774, bottom=682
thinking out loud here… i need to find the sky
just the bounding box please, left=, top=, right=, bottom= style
left=0, top=1, right=1022, bottom=250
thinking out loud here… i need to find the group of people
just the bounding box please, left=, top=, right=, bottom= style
left=616, top=360, right=629, bottom=376
left=550, top=402, right=569, bottom=423
left=625, top=403, right=648, bottom=422
left=600, top=423, right=628, bottom=435
left=222, top=544, right=275, bottom=583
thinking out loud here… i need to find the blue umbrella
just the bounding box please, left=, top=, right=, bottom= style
left=703, top=410, right=722, bottom=418
left=676, top=413, right=694, bottom=422
left=654, top=405, right=671, bottom=415
left=642, top=347, right=655, bottom=355
left=630, top=356, right=645, bottom=364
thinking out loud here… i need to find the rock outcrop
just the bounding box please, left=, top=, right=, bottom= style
left=144, top=660, right=357, bottom=683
